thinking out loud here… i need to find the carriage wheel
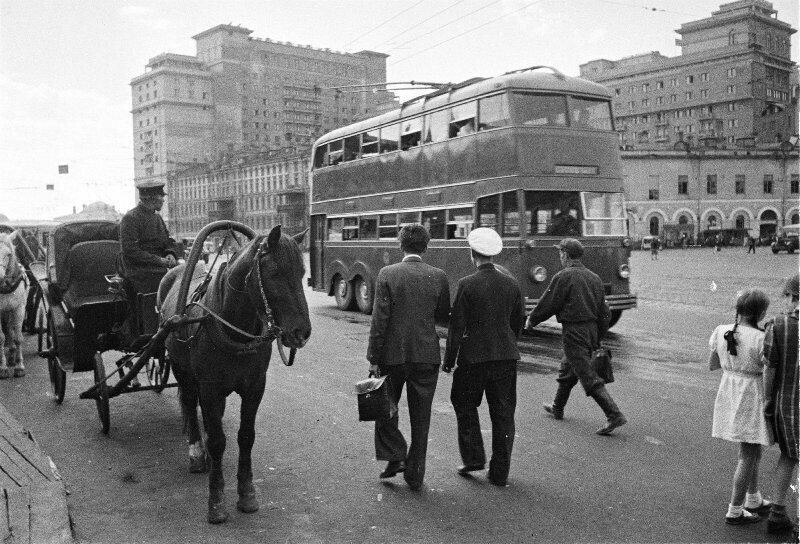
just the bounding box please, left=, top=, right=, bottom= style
left=147, top=355, right=171, bottom=394
left=35, top=292, right=47, bottom=353
left=354, top=276, right=374, bottom=315
left=46, top=316, right=66, bottom=404
left=608, top=310, right=623, bottom=328
left=93, top=353, right=110, bottom=435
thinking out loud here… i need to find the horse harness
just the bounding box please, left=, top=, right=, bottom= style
left=0, top=263, right=27, bottom=295
left=176, top=241, right=292, bottom=364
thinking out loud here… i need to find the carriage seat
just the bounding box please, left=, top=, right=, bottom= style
left=59, top=240, right=122, bottom=312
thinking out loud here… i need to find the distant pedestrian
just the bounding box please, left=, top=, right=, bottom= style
left=709, top=289, right=772, bottom=525
left=525, top=238, right=626, bottom=435
left=761, top=274, right=799, bottom=536
left=747, top=236, right=757, bottom=254
left=714, top=234, right=722, bottom=252
left=681, top=233, right=688, bottom=249
left=366, top=223, right=450, bottom=491
left=443, top=228, right=525, bottom=487
left=650, top=237, right=660, bottom=260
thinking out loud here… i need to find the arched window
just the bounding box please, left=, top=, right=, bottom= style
left=678, top=214, right=689, bottom=225
left=791, top=212, right=799, bottom=225
left=649, top=216, right=660, bottom=235
left=760, top=210, right=778, bottom=222
left=735, top=215, right=745, bottom=230
left=708, top=215, right=718, bottom=229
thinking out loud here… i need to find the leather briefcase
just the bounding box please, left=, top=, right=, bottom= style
left=592, top=348, right=615, bottom=384
left=355, top=375, right=397, bottom=422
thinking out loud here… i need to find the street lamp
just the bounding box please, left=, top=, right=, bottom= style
left=674, top=139, right=703, bottom=241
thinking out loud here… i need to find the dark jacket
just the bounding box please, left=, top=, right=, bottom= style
left=119, top=204, right=180, bottom=272
left=444, top=263, right=525, bottom=367
left=527, top=260, right=610, bottom=338
left=366, top=256, right=450, bottom=366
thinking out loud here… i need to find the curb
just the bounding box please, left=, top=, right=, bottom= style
left=0, top=402, right=73, bottom=544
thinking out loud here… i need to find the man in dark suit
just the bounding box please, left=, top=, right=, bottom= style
left=367, top=224, right=450, bottom=490
left=525, top=238, right=626, bottom=435
left=443, top=228, right=525, bottom=486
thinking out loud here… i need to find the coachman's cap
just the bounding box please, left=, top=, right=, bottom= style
left=137, top=181, right=166, bottom=196
left=468, top=227, right=503, bottom=256
left=555, top=238, right=584, bottom=259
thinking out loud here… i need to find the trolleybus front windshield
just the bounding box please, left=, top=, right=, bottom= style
left=523, top=191, right=625, bottom=237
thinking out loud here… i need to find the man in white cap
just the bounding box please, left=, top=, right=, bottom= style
left=443, top=227, right=525, bottom=487
left=525, top=238, right=626, bottom=435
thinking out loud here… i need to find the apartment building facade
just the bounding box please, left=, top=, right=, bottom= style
left=130, top=24, right=396, bottom=199
left=580, top=0, right=797, bottom=150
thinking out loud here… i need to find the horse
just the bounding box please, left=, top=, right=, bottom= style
left=158, top=225, right=311, bottom=524
left=0, top=233, right=29, bottom=379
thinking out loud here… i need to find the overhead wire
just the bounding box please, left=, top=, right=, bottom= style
left=593, top=0, right=699, bottom=17
left=389, top=0, right=546, bottom=66
left=370, top=0, right=466, bottom=51
left=381, top=0, right=505, bottom=55
left=344, top=0, right=428, bottom=48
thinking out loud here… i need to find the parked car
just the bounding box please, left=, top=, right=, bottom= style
left=772, top=225, right=799, bottom=254
left=698, top=228, right=749, bottom=247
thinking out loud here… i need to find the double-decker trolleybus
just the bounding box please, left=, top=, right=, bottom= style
left=308, top=66, right=637, bottom=328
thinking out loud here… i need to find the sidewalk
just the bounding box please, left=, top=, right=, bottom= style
left=0, top=401, right=73, bottom=544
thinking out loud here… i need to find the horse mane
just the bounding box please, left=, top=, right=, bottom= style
left=0, top=233, right=18, bottom=278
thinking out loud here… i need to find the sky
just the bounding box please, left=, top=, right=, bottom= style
left=0, top=0, right=797, bottom=220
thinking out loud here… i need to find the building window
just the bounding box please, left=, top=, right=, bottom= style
left=628, top=101, right=635, bottom=110
left=686, top=91, right=693, bottom=101
left=648, top=189, right=659, bottom=200
left=728, top=119, right=738, bottom=128
left=614, top=88, right=621, bottom=95
left=670, top=94, right=677, bottom=103
left=656, top=81, right=664, bottom=89
left=656, top=96, right=663, bottom=105
left=706, top=174, right=717, bottom=194
left=728, top=103, right=736, bottom=112
left=763, top=174, right=773, bottom=194
left=735, top=174, right=746, bottom=194
left=678, top=175, right=688, bottom=195
left=628, top=85, right=636, bottom=94
left=791, top=174, right=799, bottom=194
left=641, top=99, right=649, bottom=107
left=700, top=89, right=708, bottom=98
left=649, top=216, right=660, bottom=235
left=700, top=73, right=708, bottom=82
left=670, top=78, right=678, bottom=87
left=686, top=75, right=694, bottom=84
left=642, top=83, right=650, bottom=92
left=727, top=67, right=737, bottom=78
left=727, top=85, right=736, bottom=94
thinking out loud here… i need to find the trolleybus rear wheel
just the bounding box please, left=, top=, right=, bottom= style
left=93, top=352, right=110, bottom=435
left=354, top=276, right=374, bottom=315
left=608, top=310, right=623, bottom=328
left=333, top=275, right=355, bottom=311
left=46, top=316, right=65, bottom=404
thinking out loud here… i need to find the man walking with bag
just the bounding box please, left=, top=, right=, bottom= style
left=525, top=238, right=626, bottom=435
left=367, top=224, right=450, bottom=490
left=443, top=228, right=525, bottom=486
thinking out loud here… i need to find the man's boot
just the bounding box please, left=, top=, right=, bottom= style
left=543, top=382, right=572, bottom=420
left=591, top=385, right=627, bottom=435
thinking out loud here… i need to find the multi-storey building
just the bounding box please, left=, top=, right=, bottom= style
left=580, top=0, right=797, bottom=150
left=167, top=151, right=310, bottom=243
left=623, top=148, right=799, bottom=242
left=130, top=24, right=396, bottom=202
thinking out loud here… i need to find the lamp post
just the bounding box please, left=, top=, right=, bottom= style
left=675, top=139, right=703, bottom=241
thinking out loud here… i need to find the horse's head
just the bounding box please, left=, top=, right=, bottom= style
left=245, top=225, right=311, bottom=349
left=0, top=234, right=17, bottom=281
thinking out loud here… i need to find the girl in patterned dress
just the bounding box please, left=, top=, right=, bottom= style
left=709, top=289, right=772, bottom=525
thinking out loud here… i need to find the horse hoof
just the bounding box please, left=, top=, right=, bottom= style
left=207, top=502, right=229, bottom=524
left=0, top=368, right=11, bottom=379
left=13, top=367, right=25, bottom=378
left=189, top=455, right=208, bottom=474
left=236, top=493, right=259, bottom=514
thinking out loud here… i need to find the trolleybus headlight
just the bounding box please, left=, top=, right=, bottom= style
left=529, top=266, right=548, bottom=283
left=618, top=264, right=630, bottom=279
left=622, top=237, right=631, bottom=248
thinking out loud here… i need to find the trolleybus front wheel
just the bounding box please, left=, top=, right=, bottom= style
left=333, top=275, right=355, bottom=311
left=608, top=310, right=623, bottom=328
left=93, top=353, right=110, bottom=435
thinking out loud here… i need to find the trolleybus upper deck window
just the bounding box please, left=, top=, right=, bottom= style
left=478, top=94, right=510, bottom=130
left=477, top=195, right=499, bottom=229
left=361, top=129, right=379, bottom=157
left=313, top=145, right=327, bottom=168
left=569, top=96, right=613, bottom=130
left=512, top=92, right=567, bottom=126
left=379, top=214, right=398, bottom=239
left=360, top=216, right=378, bottom=239
left=342, top=217, right=359, bottom=240
left=525, top=191, right=582, bottom=236
left=327, top=218, right=343, bottom=241
left=423, top=110, right=448, bottom=144
left=449, top=102, right=477, bottom=138
left=401, top=118, right=422, bottom=149
left=328, top=140, right=343, bottom=166
left=344, top=135, right=360, bottom=161
left=381, top=124, right=400, bottom=153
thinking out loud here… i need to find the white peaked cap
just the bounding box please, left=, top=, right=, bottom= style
left=468, top=227, right=503, bottom=256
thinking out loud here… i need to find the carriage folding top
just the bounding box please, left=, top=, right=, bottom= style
left=46, top=219, right=126, bottom=373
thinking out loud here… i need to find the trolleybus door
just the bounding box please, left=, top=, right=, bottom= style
left=310, top=214, right=325, bottom=289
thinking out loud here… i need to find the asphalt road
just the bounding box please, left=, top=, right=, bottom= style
left=0, top=247, right=797, bottom=543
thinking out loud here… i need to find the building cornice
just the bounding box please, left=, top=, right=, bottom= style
left=131, top=66, right=211, bottom=86
left=131, top=98, right=214, bottom=114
